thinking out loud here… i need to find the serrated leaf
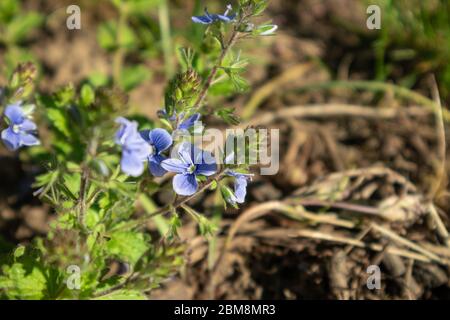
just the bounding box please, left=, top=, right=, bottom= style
left=106, top=231, right=149, bottom=265
left=47, top=108, right=71, bottom=137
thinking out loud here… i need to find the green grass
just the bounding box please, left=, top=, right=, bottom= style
left=367, top=0, right=450, bottom=101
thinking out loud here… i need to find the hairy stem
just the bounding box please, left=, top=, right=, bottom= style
left=189, top=27, right=240, bottom=115
left=114, top=171, right=226, bottom=232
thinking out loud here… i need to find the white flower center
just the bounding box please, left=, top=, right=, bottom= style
left=12, top=124, right=21, bottom=133
left=187, top=164, right=196, bottom=174
left=148, top=144, right=155, bottom=155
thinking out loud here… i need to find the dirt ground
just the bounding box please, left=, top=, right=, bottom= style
left=1, top=0, right=450, bottom=300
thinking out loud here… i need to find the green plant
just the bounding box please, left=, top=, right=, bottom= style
left=0, top=0, right=275, bottom=300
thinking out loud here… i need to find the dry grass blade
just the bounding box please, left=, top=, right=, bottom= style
left=247, top=104, right=428, bottom=126
left=253, top=228, right=432, bottom=262
left=370, top=223, right=442, bottom=263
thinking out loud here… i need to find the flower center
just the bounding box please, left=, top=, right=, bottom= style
left=187, top=164, right=196, bottom=174
left=12, top=124, right=21, bottom=133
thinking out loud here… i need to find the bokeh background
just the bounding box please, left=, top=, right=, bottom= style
left=1, top=0, right=450, bottom=299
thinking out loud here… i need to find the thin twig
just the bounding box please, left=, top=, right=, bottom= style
left=189, top=25, right=240, bottom=116
left=113, top=172, right=226, bottom=232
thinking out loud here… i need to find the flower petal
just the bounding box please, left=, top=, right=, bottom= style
left=178, top=113, right=201, bottom=130
left=196, top=162, right=217, bottom=176
left=21, top=119, right=37, bottom=131
left=19, top=132, right=40, bottom=147
left=234, top=176, right=248, bottom=203
left=121, top=151, right=145, bottom=177
left=177, top=142, right=194, bottom=165
left=161, top=158, right=189, bottom=174
left=4, top=103, right=24, bottom=124
left=115, top=117, right=139, bottom=146
left=150, top=128, right=173, bottom=152
left=191, top=15, right=213, bottom=24
left=1, top=127, right=20, bottom=150
left=148, top=154, right=167, bottom=177
left=139, top=129, right=151, bottom=143
left=173, top=173, right=198, bottom=196
left=193, top=148, right=215, bottom=166
left=217, top=13, right=236, bottom=22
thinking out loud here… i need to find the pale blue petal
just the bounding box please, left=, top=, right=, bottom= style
left=21, top=119, right=37, bottom=131
left=150, top=128, right=172, bottom=152
left=234, top=176, right=248, bottom=203
left=20, top=133, right=40, bottom=146
left=128, top=138, right=151, bottom=160
left=1, top=128, right=20, bottom=150
left=161, top=158, right=189, bottom=174
left=178, top=142, right=194, bottom=165
left=217, top=14, right=236, bottom=22
left=173, top=174, right=198, bottom=196
left=4, top=103, right=24, bottom=124
left=121, top=151, right=144, bottom=177
left=115, top=117, right=141, bottom=147
left=148, top=154, right=167, bottom=177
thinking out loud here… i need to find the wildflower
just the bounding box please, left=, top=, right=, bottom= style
left=115, top=117, right=151, bottom=177
left=178, top=113, right=201, bottom=130
left=1, top=102, right=39, bottom=151
left=140, top=128, right=173, bottom=177
left=192, top=4, right=236, bottom=24
left=158, top=109, right=201, bottom=131
left=225, top=170, right=253, bottom=204
left=161, top=142, right=216, bottom=196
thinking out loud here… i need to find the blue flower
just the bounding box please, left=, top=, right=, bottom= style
left=225, top=170, right=253, bottom=204
left=1, top=102, right=40, bottom=151
left=157, top=109, right=177, bottom=122
left=115, top=117, right=151, bottom=177
left=158, top=109, right=201, bottom=131
left=178, top=113, right=201, bottom=130
left=140, top=128, right=173, bottom=177
left=192, top=4, right=236, bottom=24
left=161, top=142, right=217, bottom=196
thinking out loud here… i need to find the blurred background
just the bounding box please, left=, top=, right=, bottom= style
left=1, top=0, right=450, bottom=299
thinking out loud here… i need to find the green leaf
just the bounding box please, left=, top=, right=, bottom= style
left=6, top=12, right=43, bottom=43
left=97, top=21, right=137, bottom=51
left=95, top=289, right=147, bottom=300
left=0, top=247, right=63, bottom=299
left=119, top=65, right=151, bottom=91
left=47, top=108, right=71, bottom=137
left=167, top=213, right=181, bottom=240
left=80, top=84, right=95, bottom=107
left=106, top=231, right=149, bottom=265
left=215, top=107, right=240, bottom=125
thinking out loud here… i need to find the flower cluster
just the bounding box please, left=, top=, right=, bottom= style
left=1, top=102, right=40, bottom=151
left=115, top=112, right=251, bottom=203
left=192, top=5, right=236, bottom=24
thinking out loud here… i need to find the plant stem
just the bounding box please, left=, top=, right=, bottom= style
left=114, top=172, right=226, bottom=232
left=77, top=165, right=90, bottom=227
left=190, top=28, right=240, bottom=115
left=159, top=0, right=174, bottom=78
left=113, top=5, right=128, bottom=86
